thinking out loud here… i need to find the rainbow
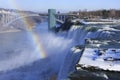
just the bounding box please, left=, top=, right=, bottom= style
left=8, top=0, right=47, bottom=58
left=30, top=32, right=47, bottom=59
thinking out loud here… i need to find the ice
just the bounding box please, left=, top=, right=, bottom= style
left=79, top=48, right=120, bottom=71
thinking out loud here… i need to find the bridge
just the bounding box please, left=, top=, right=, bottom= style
left=0, top=9, right=78, bottom=31
left=0, top=11, right=40, bottom=26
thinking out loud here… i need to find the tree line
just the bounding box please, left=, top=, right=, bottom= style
left=70, top=9, right=120, bottom=19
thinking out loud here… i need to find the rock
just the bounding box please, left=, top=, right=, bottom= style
left=68, top=69, right=108, bottom=80
left=55, top=17, right=85, bottom=32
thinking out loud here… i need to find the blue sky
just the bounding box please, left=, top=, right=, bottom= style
left=0, top=0, right=120, bottom=12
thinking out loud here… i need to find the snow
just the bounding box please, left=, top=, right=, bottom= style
left=79, top=48, right=120, bottom=71
left=71, top=47, right=81, bottom=53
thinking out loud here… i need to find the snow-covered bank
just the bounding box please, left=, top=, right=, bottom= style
left=79, top=48, right=120, bottom=71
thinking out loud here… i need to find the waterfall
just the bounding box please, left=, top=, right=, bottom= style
left=57, top=46, right=84, bottom=80
left=57, top=24, right=119, bottom=80
left=0, top=22, right=119, bottom=80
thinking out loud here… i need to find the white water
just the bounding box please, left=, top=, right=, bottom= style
left=0, top=22, right=119, bottom=80
left=0, top=22, right=77, bottom=80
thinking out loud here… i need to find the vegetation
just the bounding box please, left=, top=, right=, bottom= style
left=70, top=9, right=120, bottom=19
